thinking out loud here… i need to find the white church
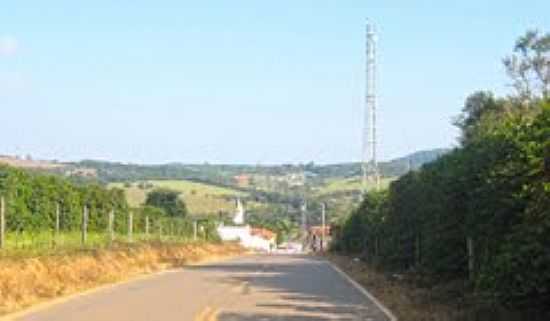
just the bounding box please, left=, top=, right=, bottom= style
left=217, top=198, right=276, bottom=252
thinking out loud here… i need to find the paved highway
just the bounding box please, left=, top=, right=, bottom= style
left=16, top=255, right=393, bottom=321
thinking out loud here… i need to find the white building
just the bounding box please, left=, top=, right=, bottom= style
left=217, top=199, right=276, bottom=252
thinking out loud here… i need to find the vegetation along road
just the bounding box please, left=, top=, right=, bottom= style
left=11, top=255, right=395, bottom=321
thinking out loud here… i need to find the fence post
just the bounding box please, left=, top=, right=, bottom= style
left=170, top=221, right=174, bottom=239
left=81, top=206, right=88, bottom=246
left=108, top=209, right=115, bottom=245
left=145, top=216, right=150, bottom=239
left=416, top=234, right=421, bottom=265
left=55, top=203, right=61, bottom=239
left=128, top=211, right=133, bottom=242
left=193, top=221, right=198, bottom=241
left=467, top=237, right=475, bottom=280
left=158, top=221, right=163, bottom=241
left=0, top=196, right=5, bottom=250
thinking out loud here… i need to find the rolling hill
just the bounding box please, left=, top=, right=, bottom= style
left=109, top=180, right=264, bottom=216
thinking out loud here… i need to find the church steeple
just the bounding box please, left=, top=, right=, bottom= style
left=233, top=198, right=245, bottom=225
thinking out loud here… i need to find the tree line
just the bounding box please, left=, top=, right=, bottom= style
left=0, top=165, right=130, bottom=233
left=333, top=30, right=550, bottom=308
left=0, top=164, right=221, bottom=248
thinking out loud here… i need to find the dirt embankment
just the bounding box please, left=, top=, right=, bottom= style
left=327, top=255, right=457, bottom=321
left=0, top=242, right=244, bottom=316
left=327, top=255, right=550, bottom=321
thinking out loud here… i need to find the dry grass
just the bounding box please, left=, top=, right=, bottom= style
left=326, top=255, right=550, bottom=321
left=0, top=156, right=65, bottom=170
left=326, top=255, right=476, bottom=321
left=0, top=242, right=244, bottom=316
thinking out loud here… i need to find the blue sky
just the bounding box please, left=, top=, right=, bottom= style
left=1, top=1, right=548, bottom=164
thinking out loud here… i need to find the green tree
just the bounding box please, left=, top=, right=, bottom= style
left=454, top=91, right=503, bottom=144
left=503, top=30, right=550, bottom=100
left=145, top=189, right=188, bottom=218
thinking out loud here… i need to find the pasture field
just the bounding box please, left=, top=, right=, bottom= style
left=311, top=176, right=396, bottom=222
left=109, top=180, right=262, bottom=215
left=314, top=176, right=395, bottom=196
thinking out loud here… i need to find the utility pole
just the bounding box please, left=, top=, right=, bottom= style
left=362, top=20, right=381, bottom=193
left=0, top=196, right=5, bottom=250
left=321, top=202, right=326, bottom=252
left=301, top=200, right=308, bottom=235
left=301, top=200, right=308, bottom=253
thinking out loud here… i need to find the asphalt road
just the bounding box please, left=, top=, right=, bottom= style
left=16, top=255, right=393, bottom=321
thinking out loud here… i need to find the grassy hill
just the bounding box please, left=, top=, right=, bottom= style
left=109, top=180, right=262, bottom=216
left=314, top=176, right=395, bottom=197
left=310, top=176, right=396, bottom=222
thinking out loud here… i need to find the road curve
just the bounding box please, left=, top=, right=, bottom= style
left=16, top=255, right=392, bottom=321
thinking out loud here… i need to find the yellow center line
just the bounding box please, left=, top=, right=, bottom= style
left=194, top=306, right=219, bottom=321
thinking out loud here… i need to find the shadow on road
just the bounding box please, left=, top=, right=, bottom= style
left=187, top=255, right=389, bottom=321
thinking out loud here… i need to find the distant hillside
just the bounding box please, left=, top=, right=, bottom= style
left=72, top=148, right=450, bottom=184
left=77, top=160, right=216, bottom=183
left=0, top=155, right=66, bottom=170
left=307, top=148, right=451, bottom=179
left=381, top=148, right=451, bottom=177
left=1, top=148, right=450, bottom=184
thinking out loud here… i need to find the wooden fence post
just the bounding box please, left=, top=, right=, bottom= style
left=416, top=234, right=421, bottom=265
left=0, top=196, right=5, bottom=250
left=467, top=237, right=475, bottom=280
left=158, top=221, right=163, bottom=241
left=55, top=203, right=60, bottom=246
left=170, top=221, right=174, bottom=239
left=81, top=206, right=88, bottom=246
left=128, top=211, right=133, bottom=242
left=145, top=216, right=150, bottom=238
left=108, top=209, right=115, bottom=244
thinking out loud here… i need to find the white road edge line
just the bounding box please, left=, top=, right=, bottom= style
left=325, top=261, right=398, bottom=321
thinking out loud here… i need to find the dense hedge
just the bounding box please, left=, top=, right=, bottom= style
left=334, top=101, right=550, bottom=307
left=0, top=166, right=217, bottom=241
left=0, top=166, right=130, bottom=233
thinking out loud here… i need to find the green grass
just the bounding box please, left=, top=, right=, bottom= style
left=0, top=230, right=200, bottom=258
left=110, top=180, right=262, bottom=215
left=311, top=176, right=396, bottom=220
left=314, top=176, right=395, bottom=196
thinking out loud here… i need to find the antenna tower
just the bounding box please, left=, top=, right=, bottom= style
left=362, top=20, right=380, bottom=192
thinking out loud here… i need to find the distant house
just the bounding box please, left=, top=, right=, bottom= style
left=65, top=168, right=98, bottom=178
left=234, top=174, right=251, bottom=188
left=217, top=199, right=276, bottom=252
left=307, top=225, right=332, bottom=252
left=251, top=228, right=277, bottom=244
left=217, top=224, right=276, bottom=252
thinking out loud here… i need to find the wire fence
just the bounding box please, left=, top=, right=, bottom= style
left=0, top=195, right=218, bottom=257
